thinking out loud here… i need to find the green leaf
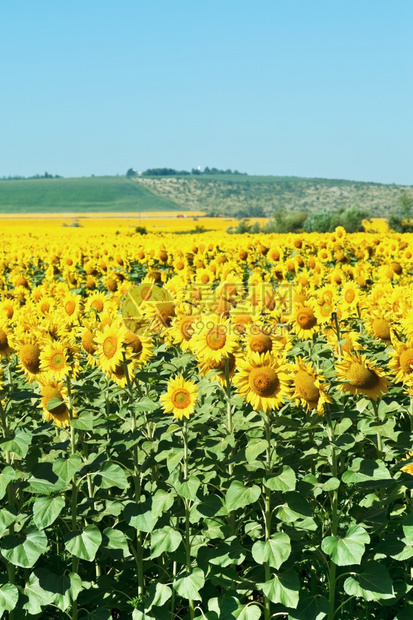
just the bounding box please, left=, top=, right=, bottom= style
left=145, top=582, right=172, bottom=608
left=33, top=496, right=65, bottom=529
left=342, top=458, right=392, bottom=487
left=52, top=454, right=82, bottom=482
left=94, top=461, right=128, bottom=489
left=344, top=561, right=394, bottom=601
left=276, top=492, right=312, bottom=523
left=252, top=533, right=291, bottom=569
left=403, top=512, right=413, bottom=541
left=71, top=411, right=94, bottom=430
left=134, top=397, right=158, bottom=412
left=79, top=610, right=111, bottom=620
left=0, top=507, right=17, bottom=535
left=264, top=466, right=296, bottom=492
left=167, top=449, right=184, bottom=473
left=245, top=438, right=268, bottom=464
left=0, top=466, right=15, bottom=500
left=34, top=569, right=82, bottom=611
left=152, top=489, right=175, bottom=518
left=288, top=595, right=329, bottom=620
left=225, top=480, right=261, bottom=511
left=47, top=396, right=65, bottom=411
left=261, top=570, right=300, bottom=608
left=151, top=526, right=182, bottom=558
left=102, top=527, right=131, bottom=559
left=175, top=475, right=201, bottom=500
left=124, top=501, right=158, bottom=533
left=64, top=525, right=102, bottom=561
left=322, top=525, right=370, bottom=566
left=237, top=605, right=262, bottom=619
left=0, top=583, right=19, bottom=614
left=173, top=567, right=205, bottom=600
left=22, top=571, right=54, bottom=613
left=1, top=429, right=32, bottom=458
left=1, top=527, right=48, bottom=568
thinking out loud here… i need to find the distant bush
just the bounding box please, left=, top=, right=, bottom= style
left=340, top=205, right=370, bottom=233
left=266, top=209, right=308, bottom=233
left=135, top=226, right=147, bottom=235
left=304, top=206, right=369, bottom=233
left=388, top=214, right=413, bottom=233
left=227, top=219, right=261, bottom=234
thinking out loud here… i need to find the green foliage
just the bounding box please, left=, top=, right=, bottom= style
left=266, top=209, right=308, bottom=233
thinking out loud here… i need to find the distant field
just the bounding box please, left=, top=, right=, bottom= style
left=0, top=176, right=181, bottom=213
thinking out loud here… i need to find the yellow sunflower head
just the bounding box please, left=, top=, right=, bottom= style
left=40, top=381, right=72, bottom=428
left=291, top=358, right=332, bottom=415
left=336, top=352, right=389, bottom=400
left=233, top=351, right=291, bottom=413
left=160, top=374, right=198, bottom=421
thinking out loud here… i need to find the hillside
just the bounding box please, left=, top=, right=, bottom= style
left=0, top=173, right=411, bottom=216
left=134, top=174, right=413, bottom=217
left=0, top=176, right=180, bottom=213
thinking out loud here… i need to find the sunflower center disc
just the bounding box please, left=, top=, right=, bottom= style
left=348, top=363, right=380, bottom=389
left=400, top=348, right=413, bottom=374
left=295, top=370, right=320, bottom=403
left=206, top=326, right=227, bottom=350
left=249, top=367, right=279, bottom=397
left=172, top=389, right=191, bottom=409
left=103, top=336, right=117, bottom=359
left=249, top=335, right=273, bottom=354
left=0, top=329, right=8, bottom=351
left=372, top=318, right=391, bottom=341
left=21, top=344, right=41, bottom=373
left=297, top=309, right=317, bottom=329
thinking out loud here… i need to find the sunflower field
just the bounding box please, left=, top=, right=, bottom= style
left=1, top=223, right=413, bottom=620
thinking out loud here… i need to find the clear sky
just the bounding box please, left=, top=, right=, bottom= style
left=1, top=1, right=412, bottom=184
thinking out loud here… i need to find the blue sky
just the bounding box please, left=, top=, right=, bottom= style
left=1, top=1, right=412, bottom=184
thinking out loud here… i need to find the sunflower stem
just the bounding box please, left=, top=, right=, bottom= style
left=326, top=409, right=338, bottom=620
left=263, top=409, right=273, bottom=620
left=123, top=354, right=145, bottom=599
left=371, top=399, right=383, bottom=460
left=224, top=358, right=236, bottom=534
left=332, top=312, right=342, bottom=362
left=0, top=400, right=16, bottom=619
left=182, top=420, right=195, bottom=619
left=66, top=375, right=79, bottom=620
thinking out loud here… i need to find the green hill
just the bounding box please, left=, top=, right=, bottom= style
left=0, top=176, right=181, bottom=213
left=0, top=173, right=411, bottom=216
left=135, top=174, right=413, bottom=218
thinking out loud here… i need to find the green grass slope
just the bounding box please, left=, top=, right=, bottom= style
left=0, top=176, right=181, bottom=213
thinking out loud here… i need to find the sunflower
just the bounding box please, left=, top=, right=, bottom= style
left=290, top=358, right=332, bottom=415
left=0, top=320, right=13, bottom=359
left=160, top=375, right=198, bottom=420
left=16, top=337, right=44, bottom=383
left=192, top=314, right=239, bottom=363
left=291, top=305, right=319, bottom=340
left=124, top=330, right=153, bottom=366
left=365, top=313, right=393, bottom=344
left=244, top=323, right=283, bottom=356
left=198, top=353, right=236, bottom=387
left=336, top=352, right=389, bottom=400
left=233, top=352, right=291, bottom=412
left=40, top=340, right=71, bottom=381
left=94, top=321, right=128, bottom=373
left=39, top=381, right=73, bottom=428
left=400, top=452, right=413, bottom=476
left=388, top=339, right=413, bottom=385
left=61, top=293, right=82, bottom=322
left=169, top=313, right=197, bottom=351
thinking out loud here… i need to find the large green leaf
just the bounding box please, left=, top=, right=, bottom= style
left=237, top=605, right=262, bottom=619
left=344, top=561, right=394, bottom=601
left=1, top=429, right=32, bottom=458
left=261, top=570, right=300, bottom=608
left=151, top=526, right=182, bottom=558
left=34, top=568, right=82, bottom=611
left=0, top=466, right=15, bottom=500
left=0, top=507, right=17, bottom=535
left=0, top=583, right=19, bottom=614
left=52, top=454, right=82, bottom=482
left=252, top=533, right=291, bottom=569
left=94, top=461, right=128, bottom=489
left=71, top=411, right=94, bottom=430
left=1, top=527, right=48, bottom=568
left=245, top=438, right=268, bottom=464
left=225, top=480, right=261, bottom=511
left=64, top=525, right=102, bottom=561
left=173, top=567, right=205, bottom=600
left=264, top=466, right=296, bottom=492
left=124, top=501, right=158, bottom=533
left=151, top=488, right=175, bottom=518
left=288, top=595, right=329, bottom=620
left=33, top=496, right=65, bottom=529
left=22, top=571, right=54, bottom=614
left=403, top=512, right=413, bottom=542
left=342, top=458, right=392, bottom=487
left=175, top=475, right=201, bottom=500
left=102, top=527, right=131, bottom=559
left=322, top=525, right=370, bottom=566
